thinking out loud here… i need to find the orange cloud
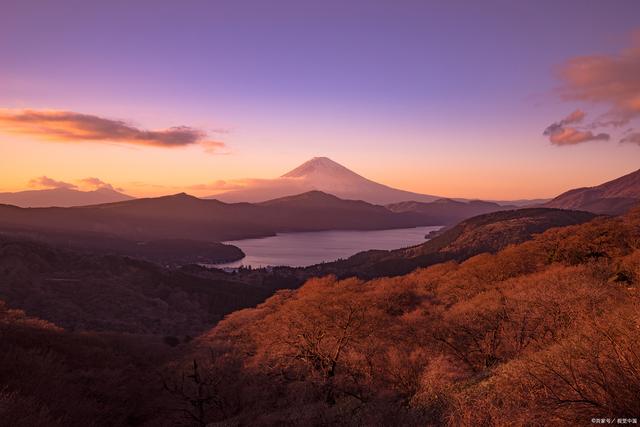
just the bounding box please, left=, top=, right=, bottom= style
left=562, top=109, right=586, bottom=124
left=27, top=176, right=126, bottom=192
left=548, top=127, right=610, bottom=145
left=543, top=109, right=585, bottom=135
left=78, top=177, right=124, bottom=192
left=545, top=32, right=640, bottom=146
left=0, top=109, right=226, bottom=152
left=28, top=176, right=77, bottom=190
left=557, top=32, right=640, bottom=124
left=543, top=109, right=609, bottom=145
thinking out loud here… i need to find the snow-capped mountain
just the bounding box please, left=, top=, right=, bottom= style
left=210, top=157, right=442, bottom=204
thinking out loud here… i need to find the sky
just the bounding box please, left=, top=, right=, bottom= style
left=1, top=0, right=639, bottom=200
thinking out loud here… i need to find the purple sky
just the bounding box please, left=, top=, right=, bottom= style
left=1, top=0, right=639, bottom=199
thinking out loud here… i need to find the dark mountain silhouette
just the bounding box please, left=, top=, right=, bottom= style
left=545, top=168, right=640, bottom=214
left=0, top=191, right=430, bottom=243
left=0, top=227, right=244, bottom=265
left=0, top=187, right=133, bottom=207
left=0, top=235, right=272, bottom=335
left=386, top=198, right=515, bottom=225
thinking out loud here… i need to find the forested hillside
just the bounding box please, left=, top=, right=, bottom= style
left=0, top=236, right=272, bottom=335
left=177, top=207, right=640, bottom=426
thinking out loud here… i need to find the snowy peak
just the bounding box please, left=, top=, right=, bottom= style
left=281, top=157, right=364, bottom=180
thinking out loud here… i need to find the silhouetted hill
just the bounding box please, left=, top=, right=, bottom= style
left=386, top=198, right=513, bottom=225
left=545, top=168, right=640, bottom=214
left=0, top=235, right=272, bottom=335
left=0, top=187, right=133, bottom=207
left=257, top=190, right=428, bottom=231
left=0, top=227, right=244, bottom=265
left=0, top=191, right=431, bottom=243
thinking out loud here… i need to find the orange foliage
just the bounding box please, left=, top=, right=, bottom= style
left=185, top=207, right=640, bottom=426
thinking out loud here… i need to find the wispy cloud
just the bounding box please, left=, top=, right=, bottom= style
left=78, top=177, right=124, bottom=192
left=0, top=109, right=226, bottom=152
left=548, top=127, right=610, bottom=145
left=557, top=32, right=640, bottom=125
left=28, top=176, right=77, bottom=190
left=543, top=109, right=610, bottom=145
left=27, top=176, right=125, bottom=192
left=621, top=132, right=640, bottom=146
left=545, top=31, right=640, bottom=146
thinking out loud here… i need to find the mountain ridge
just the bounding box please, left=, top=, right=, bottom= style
left=0, top=187, right=133, bottom=208
left=386, top=198, right=515, bottom=225
left=545, top=168, right=640, bottom=214
left=0, top=190, right=433, bottom=243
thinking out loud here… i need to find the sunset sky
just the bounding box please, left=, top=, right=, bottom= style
left=1, top=0, right=640, bottom=200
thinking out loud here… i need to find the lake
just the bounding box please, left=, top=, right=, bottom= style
left=210, top=226, right=442, bottom=268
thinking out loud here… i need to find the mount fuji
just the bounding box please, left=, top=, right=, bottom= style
left=209, top=157, right=442, bottom=205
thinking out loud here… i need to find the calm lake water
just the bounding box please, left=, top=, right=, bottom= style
left=211, top=226, right=442, bottom=268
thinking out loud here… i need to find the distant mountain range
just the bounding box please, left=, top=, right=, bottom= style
left=211, top=157, right=547, bottom=206
left=544, top=168, right=640, bottom=215
left=0, top=187, right=133, bottom=207
left=2, top=157, right=637, bottom=221
left=0, top=191, right=431, bottom=244
left=386, top=198, right=514, bottom=225
left=0, top=157, right=548, bottom=209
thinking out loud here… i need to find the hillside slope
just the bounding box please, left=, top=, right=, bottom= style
left=186, top=206, right=640, bottom=426
left=0, top=235, right=272, bottom=335
left=386, top=198, right=513, bottom=225
left=545, top=168, right=640, bottom=214
left=0, top=303, right=176, bottom=426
